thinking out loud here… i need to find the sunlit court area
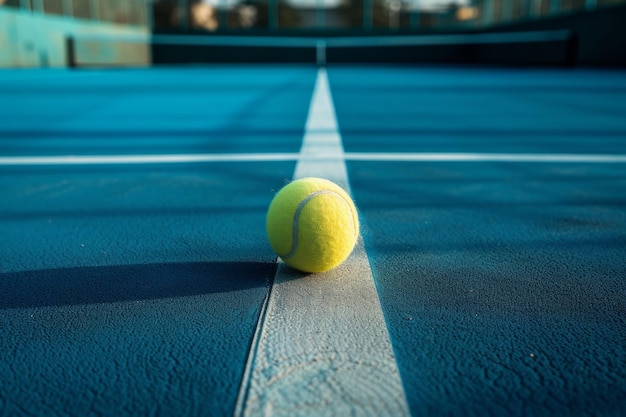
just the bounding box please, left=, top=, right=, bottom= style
left=1, top=0, right=626, bottom=416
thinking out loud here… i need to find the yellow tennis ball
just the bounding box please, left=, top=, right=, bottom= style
left=266, top=177, right=359, bottom=273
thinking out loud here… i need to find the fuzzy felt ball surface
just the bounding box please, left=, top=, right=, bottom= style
left=266, top=177, right=359, bottom=273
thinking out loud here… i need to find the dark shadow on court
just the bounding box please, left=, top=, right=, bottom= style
left=0, top=261, right=276, bottom=309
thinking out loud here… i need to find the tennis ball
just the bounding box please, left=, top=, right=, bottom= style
left=266, top=177, right=359, bottom=273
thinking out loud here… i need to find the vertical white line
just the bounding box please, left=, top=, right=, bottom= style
left=295, top=68, right=347, bottom=188
left=235, top=69, right=410, bottom=417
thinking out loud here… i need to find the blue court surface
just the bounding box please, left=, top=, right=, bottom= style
left=1, top=66, right=625, bottom=417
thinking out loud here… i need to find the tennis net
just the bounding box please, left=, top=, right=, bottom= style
left=67, top=30, right=576, bottom=68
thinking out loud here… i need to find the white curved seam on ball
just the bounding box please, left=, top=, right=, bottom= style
left=280, top=189, right=356, bottom=261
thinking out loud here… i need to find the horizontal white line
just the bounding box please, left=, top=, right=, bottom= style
left=345, top=153, right=626, bottom=162
left=0, top=153, right=300, bottom=165
left=2, top=152, right=626, bottom=166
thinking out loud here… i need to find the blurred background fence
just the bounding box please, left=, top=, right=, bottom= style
left=0, top=0, right=149, bottom=26
left=1, top=0, right=625, bottom=67
left=2, top=0, right=626, bottom=32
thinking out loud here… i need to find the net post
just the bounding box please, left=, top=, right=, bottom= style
left=66, top=36, right=76, bottom=68
left=316, top=40, right=326, bottom=67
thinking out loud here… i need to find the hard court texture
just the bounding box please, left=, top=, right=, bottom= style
left=332, top=67, right=626, bottom=417
left=1, top=66, right=625, bottom=417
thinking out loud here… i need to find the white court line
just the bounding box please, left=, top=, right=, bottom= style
left=0, top=153, right=300, bottom=165
left=3, top=152, right=626, bottom=166
left=234, top=69, right=411, bottom=417
left=346, top=152, right=626, bottom=163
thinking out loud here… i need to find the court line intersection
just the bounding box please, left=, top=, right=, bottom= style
left=234, top=68, right=410, bottom=417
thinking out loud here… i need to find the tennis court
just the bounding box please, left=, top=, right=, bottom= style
left=2, top=63, right=625, bottom=417
left=1, top=1, right=626, bottom=416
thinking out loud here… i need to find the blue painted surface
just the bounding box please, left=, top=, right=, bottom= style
left=2, top=65, right=626, bottom=417
left=330, top=67, right=626, bottom=155
left=0, top=161, right=298, bottom=416
left=349, top=161, right=626, bottom=417
left=334, top=67, right=626, bottom=416
left=0, top=67, right=315, bottom=156
left=0, top=66, right=310, bottom=416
